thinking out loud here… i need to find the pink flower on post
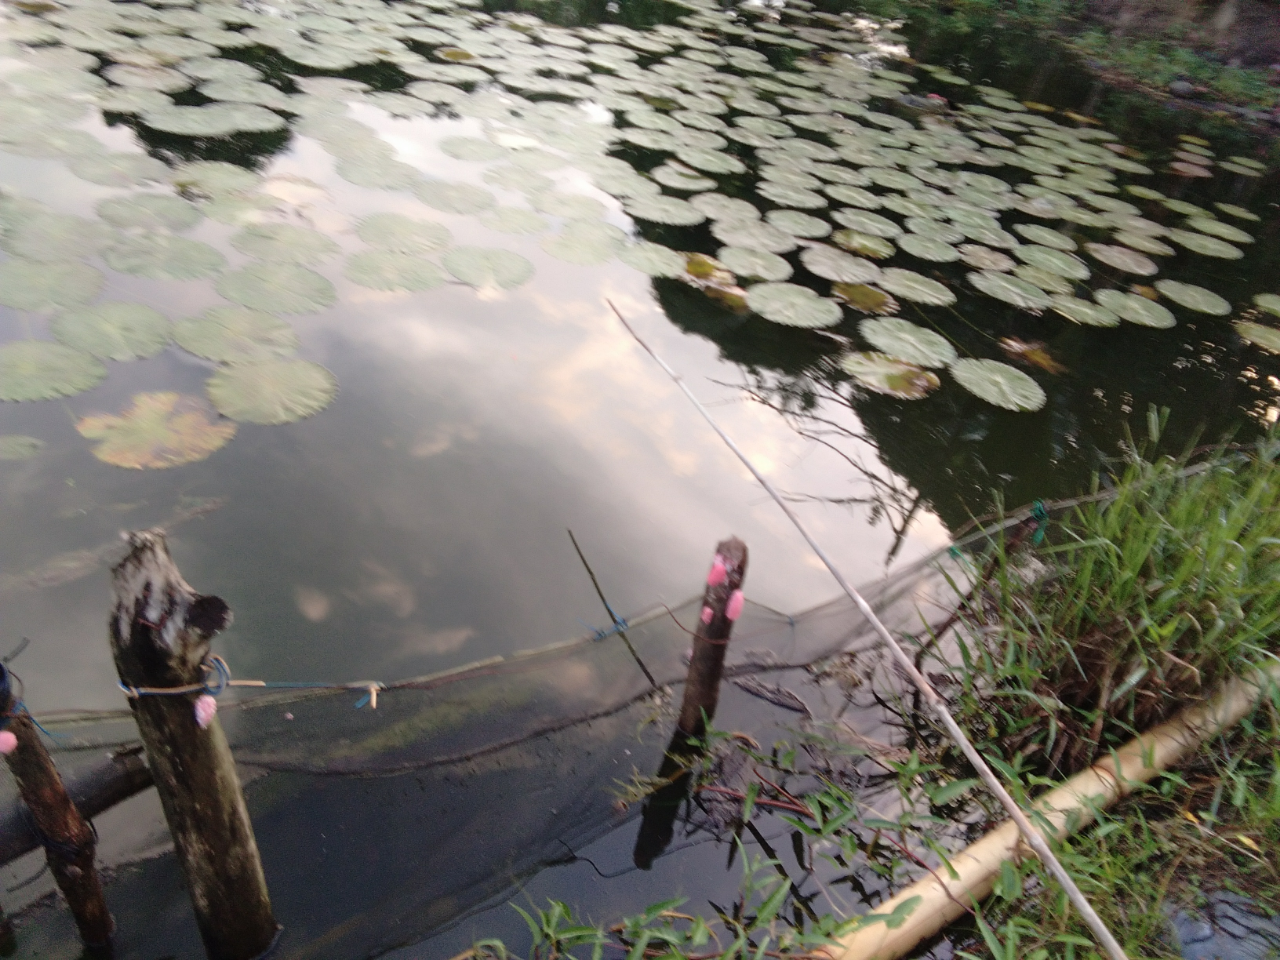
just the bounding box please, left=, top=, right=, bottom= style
left=194, top=694, right=218, bottom=730
left=0, top=731, right=16, bottom=755
left=725, top=589, right=745, bottom=622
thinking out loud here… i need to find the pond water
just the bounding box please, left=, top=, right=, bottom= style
left=0, top=0, right=1277, bottom=952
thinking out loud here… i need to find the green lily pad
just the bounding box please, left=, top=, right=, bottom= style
left=800, top=246, right=880, bottom=284
left=1050, top=295, right=1120, bottom=327
left=1153, top=279, right=1230, bottom=316
left=0, top=212, right=111, bottom=262
left=898, top=234, right=960, bottom=262
left=860, top=317, right=956, bottom=368
left=1095, top=289, right=1175, bottom=328
left=51, top=302, right=169, bottom=360
left=620, top=242, right=687, bottom=278
left=878, top=268, right=956, bottom=306
left=355, top=214, right=451, bottom=254
left=757, top=182, right=827, bottom=209
left=746, top=283, right=842, bottom=328
left=1013, top=264, right=1073, bottom=295
left=950, top=358, right=1046, bottom=412
left=68, top=153, right=169, bottom=188
left=1235, top=321, right=1280, bottom=354
left=217, top=263, right=337, bottom=314
left=1083, top=243, right=1158, bottom=276
left=718, top=247, right=793, bottom=281
left=1185, top=217, right=1253, bottom=245
left=105, top=233, right=226, bottom=281
left=174, top=307, right=299, bottom=364
left=440, top=137, right=509, bottom=162
left=710, top=219, right=797, bottom=254
left=1215, top=203, right=1259, bottom=222
left=1114, top=232, right=1175, bottom=256
left=691, top=194, right=760, bottom=221
left=98, top=194, right=203, bottom=232
left=415, top=180, right=496, bottom=214
left=77, top=391, right=235, bottom=469
left=533, top=192, right=607, bottom=220
left=0, top=341, right=106, bottom=401
left=479, top=207, right=548, bottom=234
left=345, top=252, right=447, bottom=292
left=1254, top=294, right=1280, bottom=317
left=0, top=435, right=44, bottom=460
left=651, top=164, right=718, bottom=192
left=968, top=271, right=1052, bottom=311
left=675, top=148, right=746, bottom=175
left=833, top=231, right=896, bottom=259
left=958, top=245, right=1015, bottom=272
left=841, top=352, right=940, bottom=399
left=825, top=186, right=882, bottom=209
left=831, top=209, right=902, bottom=238
left=1012, top=224, right=1077, bottom=251
left=232, top=224, right=340, bottom=264
left=0, top=260, right=103, bottom=312
left=142, top=102, right=285, bottom=135
left=1015, top=245, right=1090, bottom=279
left=443, top=247, right=535, bottom=290
left=541, top=220, right=626, bottom=265
left=765, top=210, right=830, bottom=238
left=207, top=359, right=337, bottom=425
left=624, top=195, right=707, bottom=226
left=1166, top=229, right=1243, bottom=260
left=171, top=161, right=261, bottom=197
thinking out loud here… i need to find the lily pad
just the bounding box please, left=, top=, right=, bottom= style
left=833, top=284, right=899, bottom=315
left=898, top=234, right=960, bottom=262
left=800, top=246, right=880, bottom=284
left=832, top=231, right=895, bottom=259
left=105, top=234, right=226, bottom=281
left=718, top=247, right=793, bottom=281
left=711, top=219, right=797, bottom=254
left=831, top=209, right=902, bottom=238
left=174, top=307, right=299, bottom=364
left=217, top=263, right=337, bottom=314
left=77, top=392, right=235, bottom=469
left=1, top=213, right=111, bottom=261
left=0, top=341, right=106, bottom=401
left=1254, top=294, right=1280, bottom=317
left=440, top=137, right=508, bottom=162
left=624, top=195, right=706, bottom=226
left=1153, top=279, right=1230, bottom=316
left=51, top=303, right=169, bottom=360
left=98, top=194, right=203, bottom=233
left=950, top=358, right=1046, bottom=412
left=443, top=247, right=535, bottom=290
left=1185, top=217, right=1253, bottom=245
left=1015, top=246, right=1090, bottom=280
left=142, top=102, right=285, bottom=135
left=1114, top=232, right=1175, bottom=257
left=878, top=269, right=956, bottom=306
left=1013, top=223, right=1077, bottom=251
left=345, top=252, right=447, bottom=292
left=0, top=261, right=103, bottom=312
left=968, top=271, right=1052, bottom=311
left=766, top=210, right=830, bottom=238
left=620, top=242, right=687, bottom=278
left=415, top=180, right=496, bottom=214
left=541, top=220, right=626, bottom=265
left=1166, top=229, right=1243, bottom=260
left=1215, top=203, right=1259, bottom=222
left=691, top=194, right=760, bottom=221
left=479, top=207, right=548, bottom=234
left=69, top=153, right=169, bottom=188
left=757, top=182, right=827, bottom=209
left=746, top=283, right=842, bottom=328
left=1050, top=295, right=1120, bottom=327
left=207, top=360, right=337, bottom=425
left=0, top=435, right=44, bottom=460
left=354, top=214, right=451, bottom=254
left=860, top=317, right=956, bottom=368
left=231, top=224, right=340, bottom=264
left=1095, top=289, right=1176, bottom=328
left=1235, top=321, right=1280, bottom=353
left=533, top=192, right=607, bottom=220
left=1084, top=243, right=1158, bottom=276
left=958, top=245, right=1015, bottom=272
left=840, top=352, right=939, bottom=399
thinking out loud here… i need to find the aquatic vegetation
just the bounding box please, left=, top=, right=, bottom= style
left=0, top=435, right=44, bottom=461
left=173, top=308, right=299, bottom=365
left=206, top=360, right=338, bottom=425
left=76, top=391, right=236, bottom=469
left=949, top=357, right=1047, bottom=411
left=51, top=303, right=169, bottom=361
left=860, top=317, right=956, bottom=368
left=841, top=351, right=940, bottom=399
left=0, top=341, right=106, bottom=401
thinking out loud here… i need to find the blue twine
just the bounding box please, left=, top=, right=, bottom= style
left=576, top=614, right=630, bottom=643
left=18, top=702, right=66, bottom=741
left=1031, top=499, right=1050, bottom=546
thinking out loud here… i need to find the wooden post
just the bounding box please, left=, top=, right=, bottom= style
left=110, top=530, right=277, bottom=960
left=676, top=536, right=748, bottom=737
left=635, top=538, right=748, bottom=869
left=2, top=712, right=113, bottom=951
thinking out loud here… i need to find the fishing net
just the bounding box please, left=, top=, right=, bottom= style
left=3, top=539, right=976, bottom=959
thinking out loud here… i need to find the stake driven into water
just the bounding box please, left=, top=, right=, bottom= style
left=606, top=301, right=1129, bottom=960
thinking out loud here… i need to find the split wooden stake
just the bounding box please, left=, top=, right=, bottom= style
left=676, top=536, right=748, bottom=737
left=110, top=530, right=277, bottom=960
left=2, top=713, right=113, bottom=951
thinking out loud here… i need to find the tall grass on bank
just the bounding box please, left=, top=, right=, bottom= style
left=942, top=430, right=1280, bottom=776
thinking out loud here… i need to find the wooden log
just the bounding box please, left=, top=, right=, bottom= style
left=110, top=530, right=277, bottom=960
left=635, top=538, right=748, bottom=869
left=0, top=746, right=152, bottom=867
left=675, top=537, right=748, bottom=737
left=2, top=713, right=113, bottom=951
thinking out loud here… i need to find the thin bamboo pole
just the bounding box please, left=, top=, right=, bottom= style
left=824, top=661, right=1280, bottom=960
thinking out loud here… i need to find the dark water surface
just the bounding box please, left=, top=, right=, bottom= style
left=0, top=0, right=1276, bottom=952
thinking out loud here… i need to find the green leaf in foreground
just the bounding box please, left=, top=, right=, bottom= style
left=1095, top=289, right=1176, bottom=328
left=345, top=252, right=446, bottom=292
left=840, top=352, right=939, bottom=399
left=51, top=302, right=169, bottom=360
left=443, top=247, right=535, bottom=290
left=0, top=341, right=106, bottom=401
left=860, top=317, right=956, bottom=368
left=217, top=263, right=337, bottom=314
left=1235, top=321, right=1280, bottom=354
left=356, top=214, right=451, bottom=254
left=950, top=357, right=1046, bottom=412
left=746, top=283, right=842, bottom=328
left=207, top=359, right=338, bottom=425
left=231, top=224, right=340, bottom=264
left=1153, top=280, right=1231, bottom=316
left=77, top=391, right=236, bottom=469
left=0, top=260, right=103, bottom=312
left=105, top=233, right=227, bottom=281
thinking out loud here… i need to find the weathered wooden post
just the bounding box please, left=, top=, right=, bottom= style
left=635, top=537, right=747, bottom=869
left=110, top=530, right=278, bottom=960
left=0, top=681, right=114, bottom=951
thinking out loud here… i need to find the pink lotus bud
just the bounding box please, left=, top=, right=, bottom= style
left=706, top=557, right=727, bottom=587
left=194, top=694, right=217, bottom=730
left=726, top=589, right=745, bottom=622
left=0, top=731, right=16, bottom=755
left=700, top=605, right=714, bottom=624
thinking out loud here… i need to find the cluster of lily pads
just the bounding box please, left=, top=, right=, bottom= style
left=0, top=0, right=1275, bottom=471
